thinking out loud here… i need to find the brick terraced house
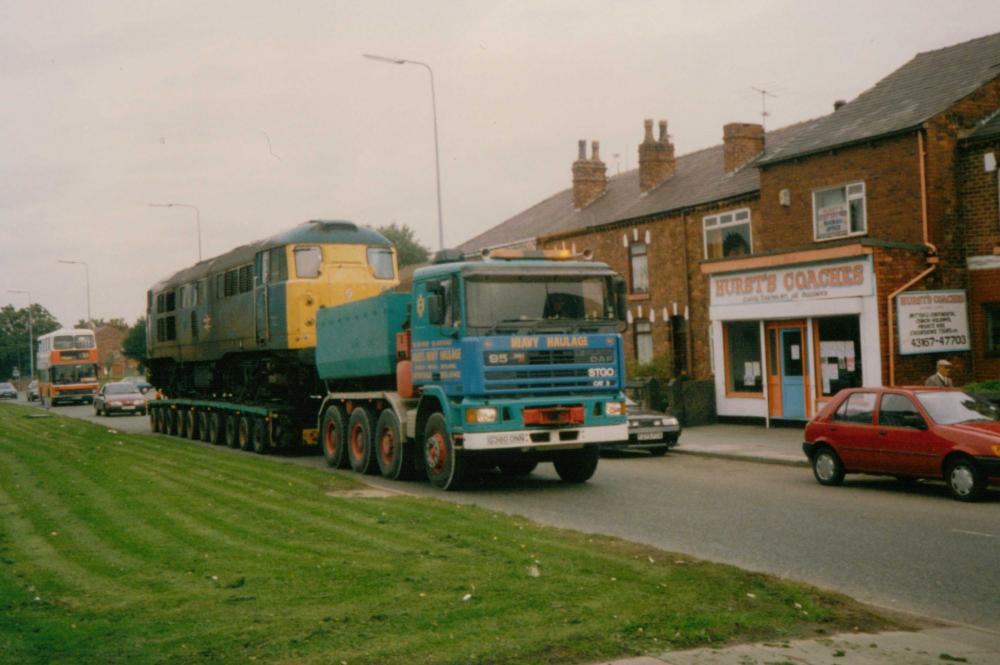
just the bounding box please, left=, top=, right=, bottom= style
left=460, top=32, right=1000, bottom=423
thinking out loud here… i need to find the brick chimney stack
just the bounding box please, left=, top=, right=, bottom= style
left=722, top=122, right=765, bottom=173
left=638, top=118, right=675, bottom=192
left=572, top=139, right=607, bottom=209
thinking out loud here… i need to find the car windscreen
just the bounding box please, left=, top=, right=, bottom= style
left=916, top=391, right=998, bottom=425
left=0, top=383, right=13, bottom=390
left=105, top=384, right=137, bottom=395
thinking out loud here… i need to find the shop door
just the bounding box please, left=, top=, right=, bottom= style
left=780, top=328, right=805, bottom=419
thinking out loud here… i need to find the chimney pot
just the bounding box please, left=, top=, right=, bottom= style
left=591, top=140, right=601, bottom=162
left=577, top=139, right=587, bottom=160
left=638, top=118, right=675, bottom=192
left=572, top=138, right=607, bottom=209
left=643, top=119, right=654, bottom=143
left=658, top=120, right=668, bottom=142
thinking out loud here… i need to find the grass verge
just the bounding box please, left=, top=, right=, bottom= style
left=0, top=403, right=904, bottom=664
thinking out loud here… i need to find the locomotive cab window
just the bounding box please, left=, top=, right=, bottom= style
left=367, top=247, right=395, bottom=280
left=294, top=246, right=322, bottom=278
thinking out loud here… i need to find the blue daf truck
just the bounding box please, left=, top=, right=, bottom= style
left=314, top=249, right=629, bottom=489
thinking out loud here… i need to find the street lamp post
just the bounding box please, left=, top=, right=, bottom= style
left=149, top=202, right=202, bottom=261
left=57, top=260, right=91, bottom=327
left=363, top=53, right=445, bottom=250
left=8, top=289, right=34, bottom=380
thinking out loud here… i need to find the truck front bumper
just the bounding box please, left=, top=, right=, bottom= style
left=460, top=423, right=628, bottom=451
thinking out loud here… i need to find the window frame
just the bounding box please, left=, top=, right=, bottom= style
left=703, top=208, right=752, bottom=259
left=633, top=319, right=653, bottom=365
left=812, top=181, right=867, bottom=242
left=628, top=241, right=649, bottom=294
left=722, top=320, right=764, bottom=397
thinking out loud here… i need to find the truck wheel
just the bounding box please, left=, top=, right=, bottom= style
left=423, top=413, right=466, bottom=491
left=238, top=416, right=252, bottom=451
left=224, top=414, right=239, bottom=448
left=553, top=446, right=599, bottom=483
left=149, top=407, right=160, bottom=432
left=168, top=409, right=180, bottom=436
left=155, top=408, right=167, bottom=434
left=498, top=456, right=538, bottom=477
left=251, top=417, right=269, bottom=454
left=348, top=407, right=377, bottom=474
left=178, top=410, right=189, bottom=438
left=198, top=411, right=211, bottom=442
left=321, top=406, right=349, bottom=468
left=208, top=413, right=223, bottom=445
left=186, top=410, right=199, bottom=440
left=375, top=409, right=413, bottom=480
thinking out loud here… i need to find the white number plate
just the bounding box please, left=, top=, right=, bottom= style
left=122, top=405, right=135, bottom=410
left=636, top=432, right=662, bottom=441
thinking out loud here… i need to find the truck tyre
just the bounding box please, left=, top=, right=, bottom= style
left=553, top=445, right=599, bottom=483
left=208, top=412, right=223, bottom=445
left=347, top=407, right=377, bottom=475
left=198, top=411, right=211, bottom=442
left=251, top=417, right=269, bottom=454
left=375, top=408, right=413, bottom=480
left=423, top=413, right=466, bottom=491
left=149, top=408, right=160, bottom=432
left=498, top=456, right=538, bottom=477
left=238, top=416, right=253, bottom=451
left=155, top=408, right=167, bottom=433
left=186, top=410, right=199, bottom=440
left=168, top=409, right=180, bottom=436
left=178, top=409, right=189, bottom=438
left=321, top=406, right=349, bottom=468
left=224, top=414, right=239, bottom=448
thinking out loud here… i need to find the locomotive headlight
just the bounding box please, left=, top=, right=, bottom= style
left=465, top=407, right=498, bottom=424
left=605, top=401, right=626, bottom=416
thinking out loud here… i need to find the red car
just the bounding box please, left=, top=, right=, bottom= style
left=803, top=387, right=1000, bottom=502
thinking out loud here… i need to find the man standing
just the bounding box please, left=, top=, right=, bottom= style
left=925, top=359, right=954, bottom=387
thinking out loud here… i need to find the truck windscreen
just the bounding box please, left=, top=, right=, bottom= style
left=465, top=277, right=616, bottom=328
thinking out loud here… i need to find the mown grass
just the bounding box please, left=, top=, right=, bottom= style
left=0, top=403, right=902, bottom=664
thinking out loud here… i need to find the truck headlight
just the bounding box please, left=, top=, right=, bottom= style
left=466, top=407, right=498, bottom=424
left=605, top=401, right=625, bottom=416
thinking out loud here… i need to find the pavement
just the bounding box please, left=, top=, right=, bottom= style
left=594, top=424, right=1000, bottom=665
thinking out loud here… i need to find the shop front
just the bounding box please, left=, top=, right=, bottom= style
left=706, top=250, right=882, bottom=422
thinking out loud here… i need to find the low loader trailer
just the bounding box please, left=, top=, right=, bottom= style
left=151, top=249, right=630, bottom=490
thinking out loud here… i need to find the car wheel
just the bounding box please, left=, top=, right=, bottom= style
left=945, top=457, right=987, bottom=502
left=811, top=446, right=845, bottom=486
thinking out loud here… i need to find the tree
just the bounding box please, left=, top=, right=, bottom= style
left=122, top=318, right=148, bottom=371
left=376, top=223, right=431, bottom=267
left=0, top=303, right=60, bottom=380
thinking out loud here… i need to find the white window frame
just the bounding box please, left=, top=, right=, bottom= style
left=634, top=319, right=653, bottom=365
left=703, top=208, right=752, bottom=259
left=812, top=181, right=867, bottom=242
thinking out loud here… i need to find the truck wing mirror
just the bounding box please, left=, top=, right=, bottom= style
left=613, top=278, right=628, bottom=321
left=427, top=294, right=446, bottom=325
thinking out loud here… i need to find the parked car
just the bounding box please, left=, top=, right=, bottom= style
left=93, top=382, right=148, bottom=416
left=803, top=386, right=1000, bottom=501
left=604, top=397, right=681, bottom=456
left=0, top=382, right=17, bottom=400
left=27, top=380, right=39, bottom=402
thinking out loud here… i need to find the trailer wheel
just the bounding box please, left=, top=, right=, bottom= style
left=208, top=412, right=223, bottom=445
left=224, top=414, right=239, bottom=448
left=185, top=410, right=199, bottom=440
left=155, top=408, right=167, bottom=434
left=149, top=407, right=160, bottom=433
left=423, top=413, right=466, bottom=491
left=177, top=409, right=189, bottom=438
left=198, top=411, right=211, bottom=442
left=168, top=409, right=180, bottom=436
left=321, top=406, right=348, bottom=468
left=375, top=409, right=413, bottom=480
left=348, top=407, right=377, bottom=475
left=251, top=417, right=269, bottom=455
left=238, top=416, right=252, bottom=451
left=553, top=445, right=600, bottom=483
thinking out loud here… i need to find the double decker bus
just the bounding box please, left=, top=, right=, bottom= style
left=36, top=328, right=99, bottom=406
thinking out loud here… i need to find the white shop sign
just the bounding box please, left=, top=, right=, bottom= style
left=897, top=290, right=970, bottom=355
left=711, top=258, right=872, bottom=307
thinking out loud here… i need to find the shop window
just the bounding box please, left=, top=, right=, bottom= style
left=629, top=242, right=649, bottom=294
left=815, top=316, right=862, bottom=398
left=813, top=182, right=866, bottom=241
left=725, top=321, right=762, bottom=393
left=670, top=315, right=687, bottom=376
left=704, top=209, right=751, bottom=259
left=634, top=320, right=653, bottom=365
left=985, top=304, right=1000, bottom=355
left=833, top=391, right=875, bottom=424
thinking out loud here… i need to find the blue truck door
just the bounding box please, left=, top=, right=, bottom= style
left=780, top=328, right=805, bottom=419
left=254, top=251, right=269, bottom=345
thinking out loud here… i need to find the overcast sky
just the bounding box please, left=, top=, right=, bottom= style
left=2, top=0, right=999, bottom=327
